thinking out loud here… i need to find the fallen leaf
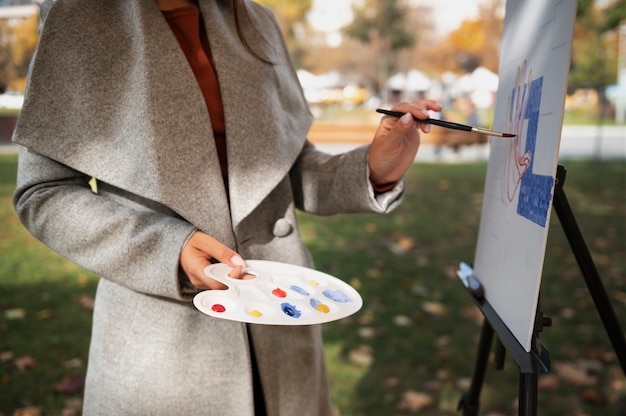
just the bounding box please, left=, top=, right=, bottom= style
left=560, top=307, right=575, bottom=319
left=0, top=350, right=14, bottom=362
left=393, top=314, right=412, bottom=327
left=425, top=380, right=443, bottom=390
left=461, top=304, right=483, bottom=322
left=365, top=268, right=382, bottom=279
left=435, top=369, right=450, bottom=380
left=52, top=375, right=85, bottom=394
left=14, top=355, right=36, bottom=371
left=580, top=389, right=605, bottom=404
left=390, top=236, right=414, bottom=255
left=77, top=273, right=90, bottom=289
left=61, top=408, right=79, bottom=416
left=358, top=309, right=374, bottom=325
left=4, top=308, right=26, bottom=320
left=348, top=345, right=373, bottom=367
left=349, top=277, right=361, bottom=290
left=35, top=309, right=53, bottom=320
left=64, top=358, right=84, bottom=369
left=434, top=336, right=450, bottom=349
left=357, top=327, right=376, bottom=339
left=12, top=406, right=41, bottom=416
left=415, top=255, right=429, bottom=267
left=456, top=377, right=472, bottom=391
left=77, top=294, right=94, bottom=310
left=62, top=397, right=83, bottom=416
left=553, top=361, right=598, bottom=386
left=538, top=374, right=559, bottom=391
left=364, top=223, right=377, bottom=233
left=397, top=390, right=434, bottom=412
left=422, top=301, right=447, bottom=317
left=444, top=266, right=458, bottom=279
left=385, top=376, right=400, bottom=387
left=410, top=284, right=429, bottom=297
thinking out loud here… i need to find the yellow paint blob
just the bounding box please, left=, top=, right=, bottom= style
left=315, top=304, right=330, bottom=313
left=249, top=310, right=263, bottom=317
left=307, top=279, right=319, bottom=286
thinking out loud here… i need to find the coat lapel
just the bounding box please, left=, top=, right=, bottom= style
left=199, top=1, right=313, bottom=227
left=14, top=0, right=312, bottom=240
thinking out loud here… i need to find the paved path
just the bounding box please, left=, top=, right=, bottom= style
left=314, top=125, right=626, bottom=162
left=2, top=125, right=624, bottom=162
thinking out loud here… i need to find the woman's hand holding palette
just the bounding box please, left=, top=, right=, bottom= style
left=193, top=260, right=363, bottom=325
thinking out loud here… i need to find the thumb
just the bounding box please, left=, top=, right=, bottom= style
left=210, top=245, right=247, bottom=279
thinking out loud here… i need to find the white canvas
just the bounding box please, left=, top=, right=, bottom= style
left=473, top=0, right=577, bottom=352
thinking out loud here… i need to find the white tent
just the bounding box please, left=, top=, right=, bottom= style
left=387, top=70, right=432, bottom=92
left=455, top=66, right=499, bottom=109
left=456, top=66, right=499, bottom=93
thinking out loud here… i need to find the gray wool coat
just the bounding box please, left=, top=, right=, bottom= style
left=12, top=0, right=404, bottom=415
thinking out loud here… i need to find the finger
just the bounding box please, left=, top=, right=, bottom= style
left=389, top=112, right=419, bottom=138
left=390, top=104, right=429, bottom=121
left=390, top=100, right=441, bottom=122
left=228, top=264, right=244, bottom=279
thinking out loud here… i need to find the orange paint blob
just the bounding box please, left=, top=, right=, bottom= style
left=316, top=304, right=330, bottom=313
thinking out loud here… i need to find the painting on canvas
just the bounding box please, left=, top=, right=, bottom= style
left=473, top=0, right=578, bottom=352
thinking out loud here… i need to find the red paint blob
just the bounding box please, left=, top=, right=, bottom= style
left=272, top=288, right=287, bottom=298
left=211, top=304, right=226, bottom=313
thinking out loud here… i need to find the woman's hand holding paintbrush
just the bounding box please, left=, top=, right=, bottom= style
left=367, top=100, right=442, bottom=188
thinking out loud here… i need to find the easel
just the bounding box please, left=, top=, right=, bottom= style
left=457, top=165, right=626, bottom=416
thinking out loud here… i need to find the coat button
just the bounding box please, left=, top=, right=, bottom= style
left=273, top=218, right=293, bottom=237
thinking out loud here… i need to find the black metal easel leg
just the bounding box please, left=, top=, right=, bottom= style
left=518, top=372, right=538, bottom=416
left=553, top=165, right=626, bottom=375
left=458, top=320, right=494, bottom=416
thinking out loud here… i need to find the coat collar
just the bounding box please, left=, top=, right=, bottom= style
left=14, top=0, right=312, bottom=237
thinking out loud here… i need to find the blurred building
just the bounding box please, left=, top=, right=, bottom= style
left=0, top=1, right=37, bottom=5
left=0, top=1, right=38, bottom=21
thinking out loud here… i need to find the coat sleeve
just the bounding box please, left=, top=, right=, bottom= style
left=13, top=148, right=198, bottom=301
left=289, top=140, right=405, bottom=215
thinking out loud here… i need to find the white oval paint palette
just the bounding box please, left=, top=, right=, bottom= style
left=193, top=260, right=363, bottom=325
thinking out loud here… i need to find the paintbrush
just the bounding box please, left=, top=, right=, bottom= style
left=376, top=108, right=516, bottom=138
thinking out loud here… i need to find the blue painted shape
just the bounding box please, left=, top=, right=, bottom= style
left=516, top=76, right=554, bottom=227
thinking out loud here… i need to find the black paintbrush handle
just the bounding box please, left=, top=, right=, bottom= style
left=375, top=108, right=472, bottom=133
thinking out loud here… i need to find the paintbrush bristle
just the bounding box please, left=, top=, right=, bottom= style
left=502, top=133, right=516, bottom=137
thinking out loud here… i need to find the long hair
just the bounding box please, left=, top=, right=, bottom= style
left=231, top=0, right=273, bottom=64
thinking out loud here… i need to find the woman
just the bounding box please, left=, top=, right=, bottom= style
left=12, top=0, right=440, bottom=414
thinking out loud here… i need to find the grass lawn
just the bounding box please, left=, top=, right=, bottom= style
left=1, top=153, right=624, bottom=415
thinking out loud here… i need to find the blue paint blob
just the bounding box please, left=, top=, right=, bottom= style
left=289, top=285, right=310, bottom=296
left=322, top=289, right=351, bottom=303
left=280, top=302, right=302, bottom=318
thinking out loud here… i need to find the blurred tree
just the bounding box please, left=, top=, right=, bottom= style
left=254, top=0, right=313, bottom=67
left=10, top=12, right=39, bottom=91
left=343, top=0, right=415, bottom=101
left=437, top=0, right=503, bottom=74
left=0, top=20, right=13, bottom=93
left=570, top=0, right=625, bottom=120
left=0, top=11, right=39, bottom=92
